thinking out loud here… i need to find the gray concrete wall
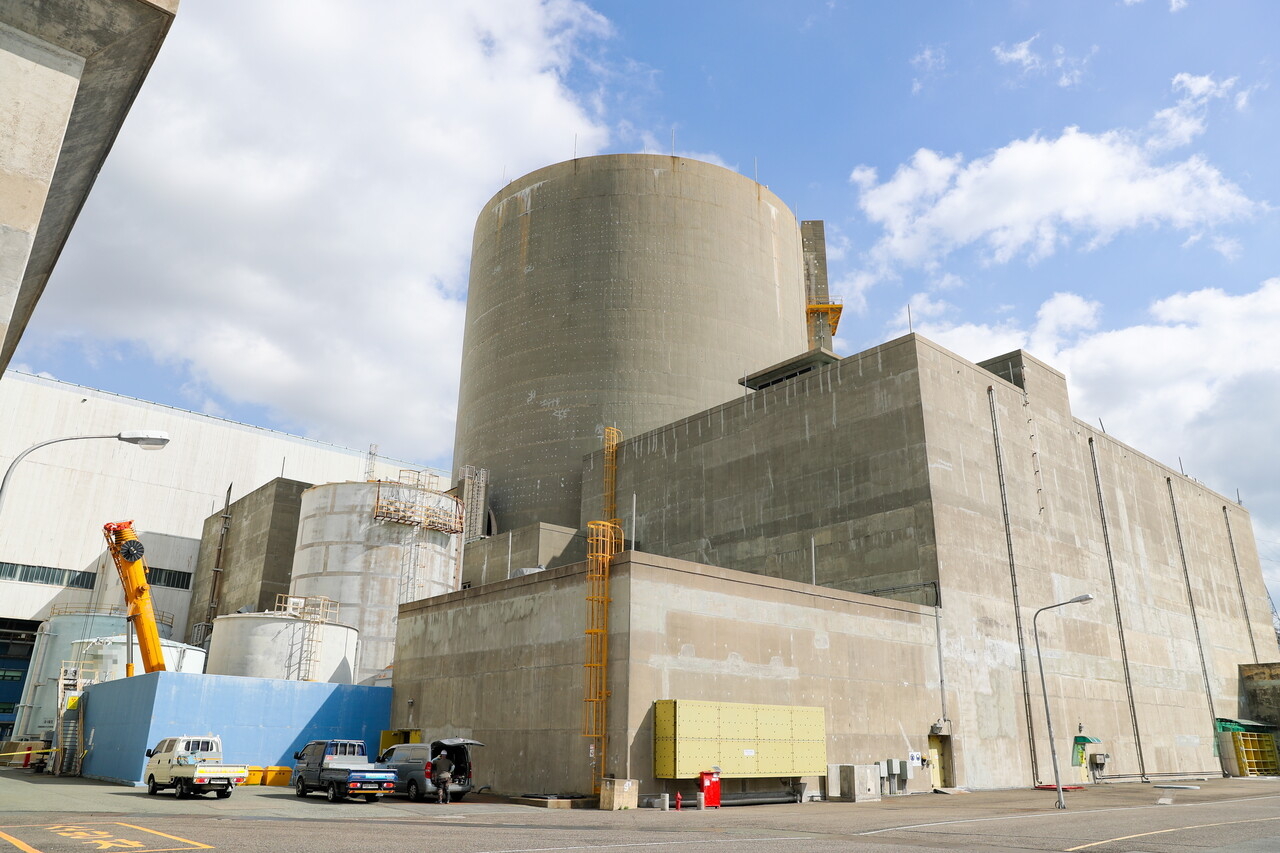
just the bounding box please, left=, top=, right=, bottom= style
left=187, top=478, right=310, bottom=641
left=1240, top=663, right=1280, bottom=726
left=0, top=0, right=178, bottom=372
left=454, top=154, right=809, bottom=535
left=393, top=551, right=940, bottom=798
left=459, top=521, right=586, bottom=588
left=585, top=335, right=938, bottom=597
left=917, top=337, right=1277, bottom=784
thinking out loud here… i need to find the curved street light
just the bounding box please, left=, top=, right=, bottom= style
left=1034, top=592, right=1094, bottom=810
left=0, top=430, right=171, bottom=515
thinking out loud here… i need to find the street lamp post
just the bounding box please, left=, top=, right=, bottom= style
left=0, top=430, right=171, bottom=516
left=1034, top=592, right=1094, bottom=810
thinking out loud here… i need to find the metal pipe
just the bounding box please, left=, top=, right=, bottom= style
left=1222, top=507, right=1259, bottom=662
left=1166, top=479, right=1219, bottom=744
left=988, top=386, right=1040, bottom=785
left=1088, top=437, right=1147, bottom=780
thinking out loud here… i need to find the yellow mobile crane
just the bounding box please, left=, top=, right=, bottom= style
left=103, top=521, right=167, bottom=675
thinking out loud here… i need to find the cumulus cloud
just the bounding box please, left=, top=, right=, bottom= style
left=993, top=35, right=1095, bottom=88
left=993, top=35, right=1043, bottom=73
left=1149, top=72, right=1238, bottom=150
left=21, top=0, right=614, bottom=468
left=844, top=74, right=1260, bottom=290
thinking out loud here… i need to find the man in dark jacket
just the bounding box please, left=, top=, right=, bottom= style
left=432, top=752, right=454, bottom=804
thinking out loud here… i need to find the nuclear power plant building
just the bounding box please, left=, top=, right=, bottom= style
left=394, top=154, right=1278, bottom=798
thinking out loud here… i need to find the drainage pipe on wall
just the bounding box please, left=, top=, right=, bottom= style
left=1222, top=507, right=1259, bottom=663
left=1087, top=436, right=1147, bottom=781
left=1166, top=479, right=1219, bottom=742
left=988, top=386, right=1040, bottom=785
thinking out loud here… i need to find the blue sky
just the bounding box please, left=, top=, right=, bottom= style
left=11, top=0, right=1280, bottom=605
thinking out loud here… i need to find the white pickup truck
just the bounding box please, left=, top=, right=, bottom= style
left=144, top=735, right=248, bottom=798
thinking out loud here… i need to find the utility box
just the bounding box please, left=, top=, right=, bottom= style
left=822, top=764, right=842, bottom=800
left=839, top=764, right=880, bottom=802
left=698, top=771, right=721, bottom=808
left=652, top=699, right=826, bottom=778
left=600, top=778, right=639, bottom=810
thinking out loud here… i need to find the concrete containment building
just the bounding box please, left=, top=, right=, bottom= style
left=205, top=612, right=358, bottom=684
left=403, top=154, right=1280, bottom=800
left=454, top=155, right=810, bottom=534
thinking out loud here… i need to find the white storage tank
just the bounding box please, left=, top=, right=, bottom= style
left=204, top=612, right=358, bottom=683
left=71, top=635, right=206, bottom=680
left=12, top=606, right=175, bottom=740
left=290, top=481, right=459, bottom=683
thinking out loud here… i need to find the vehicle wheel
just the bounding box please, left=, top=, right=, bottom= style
left=216, top=789, right=232, bottom=799
left=147, top=775, right=158, bottom=796
left=175, top=779, right=189, bottom=799
left=451, top=793, right=466, bottom=803
left=363, top=794, right=379, bottom=803
left=407, top=780, right=421, bottom=802
left=326, top=781, right=341, bottom=803
left=295, top=778, right=308, bottom=798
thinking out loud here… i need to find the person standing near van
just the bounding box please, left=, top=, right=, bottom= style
left=432, top=752, right=454, bottom=804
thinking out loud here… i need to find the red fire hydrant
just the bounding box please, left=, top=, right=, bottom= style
left=675, top=791, right=682, bottom=810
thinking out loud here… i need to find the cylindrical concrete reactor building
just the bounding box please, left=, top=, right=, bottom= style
left=454, top=154, right=809, bottom=532
left=289, top=481, right=458, bottom=684
left=204, top=613, right=359, bottom=683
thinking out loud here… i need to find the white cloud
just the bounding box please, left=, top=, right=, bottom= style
left=911, top=45, right=946, bottom=94
left=1053, top=44, right=1098, bottom=88
left=23, top=0, right=614, bottom=467
left=1149, top=72, right=1237, bottom=150
left=1170, top=0, right=1189, bottom=11
left=993, top=35, right=1043, bottom=73
left=845, top=76, right=1261, bottom=290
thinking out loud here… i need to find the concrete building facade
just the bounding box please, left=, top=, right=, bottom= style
left=408, top=155, right=1277, bottom=799
left=1, top=0, right=178, bottom=374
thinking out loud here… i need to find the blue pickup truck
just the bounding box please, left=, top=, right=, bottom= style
left=292, top=739, right=397, bottom=803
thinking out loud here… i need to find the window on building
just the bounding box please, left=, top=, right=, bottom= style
left=147, top=567, right=192, bottom=590
left=0, top=702, right=15, bottom=714
left=0, top=669, right=23, bottom=682
left=0, top=562, right=96, bottom=590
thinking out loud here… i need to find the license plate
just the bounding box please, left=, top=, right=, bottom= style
left=358, top=783, right=379, bottom=789
left=209, top=780, right=228, bottom=785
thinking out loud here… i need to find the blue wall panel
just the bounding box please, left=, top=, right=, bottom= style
left=80, top=672, right=391, bottom=785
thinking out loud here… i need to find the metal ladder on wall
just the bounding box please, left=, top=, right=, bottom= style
left=54, top=663, right=97, bottom=775
left=276, top=595, right=338, bottom=681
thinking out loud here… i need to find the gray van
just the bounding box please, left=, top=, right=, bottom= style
left=377, top=738, right=484, bottom=802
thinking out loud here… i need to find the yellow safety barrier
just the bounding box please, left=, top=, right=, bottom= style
left=263, top=766, right=292, bottom=786
left=245, top=767, right=264, bottom=785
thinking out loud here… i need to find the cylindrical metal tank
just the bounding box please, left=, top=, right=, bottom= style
left=204, top=612, right=359, bottom=683
left=290, top=481, right=458, bottom=683
left=12, top=608, right=175, bottom=740
left=454, top=154, right=809, bottom=532
left=71, top=635, right=207, bottom=680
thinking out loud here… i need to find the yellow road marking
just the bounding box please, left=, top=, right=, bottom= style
left=0, top=830, right=44, bottom=853
left=0, top=823, right=212, bottom=853
left=1064, top=815, right=1280, bottom=851
left=114, top=824, right=212, bottom=850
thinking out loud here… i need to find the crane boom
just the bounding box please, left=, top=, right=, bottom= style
left=103, top=521, right=167, bottom=674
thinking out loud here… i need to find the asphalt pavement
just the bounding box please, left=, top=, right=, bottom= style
left=2, top=766, right=1278, bottom=852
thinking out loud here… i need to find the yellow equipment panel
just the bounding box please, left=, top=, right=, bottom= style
left=653, top=700, right=827, bottom=779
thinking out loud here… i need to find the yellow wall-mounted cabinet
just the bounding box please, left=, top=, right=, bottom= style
left=653, top=699, right=826, bottom=779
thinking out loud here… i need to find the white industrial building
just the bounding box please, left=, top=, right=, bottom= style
left=0, top=369, right=444, bottom=739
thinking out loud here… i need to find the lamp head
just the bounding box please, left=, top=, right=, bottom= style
left=117, top=430, right=170, bottom=449
left=1067, top=593, right=1094, bottom=605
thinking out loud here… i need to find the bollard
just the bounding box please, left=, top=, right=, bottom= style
left=696, top=792, right=705, bottom=810
left=23, top=748, right=31, bottom=768
left=659, top=793, right=669, bottom=811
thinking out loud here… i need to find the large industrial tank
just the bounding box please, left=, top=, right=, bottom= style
left=454, top=154, right=810, bottom=532
left=12, top=607, right=175, bottom=740
left=71, top=635, right=206, bottom=680
left=290, top=481, right=458, bottom=683
left=204, top=612, right=358, bottom=683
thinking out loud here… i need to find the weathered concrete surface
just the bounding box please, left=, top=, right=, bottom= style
left=454, top=154, right=809, bottom=534
left=394, top=551, right=940, bottom=798
left=0, top=0, right=178, bottom=373
left=1240, top=663, right=1280, bottom=725
left=187, top=478, right=311, bottom=641
left=567, top=334, right=1276, bottom=790
left=459, top=521, right=586, bottom=588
